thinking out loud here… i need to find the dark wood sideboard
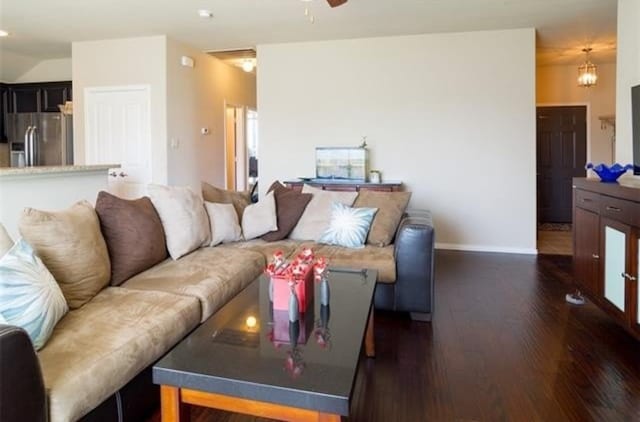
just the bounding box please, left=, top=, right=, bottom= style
left=573, top=177, right=640, bottom=339
left=284, top=180, right=403, bottom=192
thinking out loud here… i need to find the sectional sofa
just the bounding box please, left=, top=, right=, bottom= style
left=0, top=192, right=434, bottom=422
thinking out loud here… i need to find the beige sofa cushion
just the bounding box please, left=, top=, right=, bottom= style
left=293, top=242, right=396, bottom=283
left=289, top=185, right=358, bottom=241
left=0, top=222, right=13, bottom=257
left=122, top=247, right=264, bottom=321
left=19, top=201, right=110, bottom=309
left=354, top=191, right=411, bottom=247
left=241, top=191, right=278, bottom=240
left=148, top=184, right=211, bottom=260
left=38, top=287, right=200, bottom=422
left=221, top=239, right=301, bottom=262
left=201, top=182, right=251, bottom=222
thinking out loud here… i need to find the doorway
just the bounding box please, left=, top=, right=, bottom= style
left=536, top=105, right=587, bottom=255
left=225, top=104, right=258, bottom=193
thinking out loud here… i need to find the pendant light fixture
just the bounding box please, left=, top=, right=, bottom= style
left=577, top=48, right=598, bottom=88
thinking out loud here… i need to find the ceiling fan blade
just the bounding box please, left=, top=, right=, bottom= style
left=327, top=0, right=347, bottom=7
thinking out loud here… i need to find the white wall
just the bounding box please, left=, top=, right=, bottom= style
left=72, top=35, right=256, bottom=191
left=0, top=170, right=109, bottom=239
left=258, top=29, right=537, bottom=253
left=616, top=0, right=640, bottom=166
left=0, top=50, right=40, bottom=82
left=72, top=36, right=168, bottom=184
left=166, top=39, right=256, bottom=190
left=537, top=63, right=616, bottom=164
left=14, top=58, right=72, bottom=83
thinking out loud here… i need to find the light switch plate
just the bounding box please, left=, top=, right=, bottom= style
left=170, top=138, right=180, bottom=149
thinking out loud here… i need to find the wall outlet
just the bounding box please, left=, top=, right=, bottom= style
left=170, top=138, right=180, bottom=149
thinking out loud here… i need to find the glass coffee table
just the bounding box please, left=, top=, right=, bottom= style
left=154, top=268, right=377, bottom=422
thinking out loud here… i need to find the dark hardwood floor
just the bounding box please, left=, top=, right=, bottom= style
left=150, top=251, right=640, bottom=421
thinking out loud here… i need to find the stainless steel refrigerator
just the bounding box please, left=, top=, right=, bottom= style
left=7, top=112, right=73, bottom=167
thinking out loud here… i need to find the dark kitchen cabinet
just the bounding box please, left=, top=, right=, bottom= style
left=41, top=84, right=70, bottom=112
left=11, top=86, right=41, bottom=113
left=0, top=84, right=8, bottom=142
left=9, top=81, right=72, bottom=113
left=0, top=81, right=72, bottom=143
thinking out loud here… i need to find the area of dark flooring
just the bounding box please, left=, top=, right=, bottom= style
left=150, top=251, right=640, bottom=421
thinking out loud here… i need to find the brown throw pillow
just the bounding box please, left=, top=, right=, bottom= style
left=262, top=181, right=313, bottom=242
left=19, top=201, right=111, bottom=309
left=95, top=191, right=168, bottom=286
left=201, top=182, right=251, bottom=221
left=353, top=191, right=411, bottom=247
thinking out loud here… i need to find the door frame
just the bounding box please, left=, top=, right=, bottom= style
left=535, top=103, right=590, bottom=228
left=223, top=100, right=248, bottom=191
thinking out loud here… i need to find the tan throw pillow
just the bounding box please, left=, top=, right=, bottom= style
left=204, top=202, right=243, bottom=246
left=148, top=185, right=211, bottom=260
left=19, top=201, right=111, bottom=309
left=95, top=191, right=168, bottom=286
left=242, top=191, right=278, bottom=240
left=354, top=191, right=411, bottom=246
left=201, top=182, right=251, bottom=221
left=0, top=223, right=14, bottom=258
left=289, top=184, right=358, bottom=241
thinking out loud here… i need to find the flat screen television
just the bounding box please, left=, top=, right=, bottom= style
left=633, top=84, right=640, bottom=174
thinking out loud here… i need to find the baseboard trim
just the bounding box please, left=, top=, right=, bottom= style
left=435, top=243, right=538, bottom=255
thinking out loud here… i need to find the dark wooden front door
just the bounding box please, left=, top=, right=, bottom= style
left=537, top=106, right=587, bottom=223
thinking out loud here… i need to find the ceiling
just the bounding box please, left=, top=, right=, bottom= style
left=0, top=0, right=617, bottom=70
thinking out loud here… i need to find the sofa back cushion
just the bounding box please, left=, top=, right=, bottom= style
left=19, top=201, right=111, bottom=309
left=241, top=190, right=278, bottom=240
left=353, top=191, right=412, bottom=246
left=202, top=182, right=251, bottom=221
left=0, top=239, right=68, bottom=350
left=148, top=185, right=211, bottom=260
left=204, top=202, right=243, bottom=246
left=95, top=191, right=168, bottom=286
left=262, top=182, right=312, bottom=242
left=288, top=184, right=358, bottom=241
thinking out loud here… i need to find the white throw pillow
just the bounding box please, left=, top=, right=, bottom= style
left=241, top=191, right=278, bottom=240
left=0, top=239, right=69, bottom=350
left=148, top=184, right=211, bottom=260
left=0, top=223, right=14, bottom=258
left=289, top=185, right=358, bottom=241
left=204, top=202, right=243, bottom=246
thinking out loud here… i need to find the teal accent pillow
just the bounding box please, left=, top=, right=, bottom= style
left=318, top=202, right=378, bottom=249
left=0, top=239, right=68, bottom=350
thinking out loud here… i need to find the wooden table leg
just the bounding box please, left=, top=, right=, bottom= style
left=365, top=309, right=375, bottom=358
left=161, top=385, right=190, bottom=422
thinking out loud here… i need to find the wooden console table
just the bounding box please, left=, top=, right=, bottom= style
left=573, top=177, right=640, bottom=339
left=284, top=180, right=403, bottom=192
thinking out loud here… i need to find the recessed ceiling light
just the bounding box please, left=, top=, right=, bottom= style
left=241, top=60, right=255, bottom=73
left=0, top=30, right=10, bottom=37
left=198, top=9, right=213, bottom=18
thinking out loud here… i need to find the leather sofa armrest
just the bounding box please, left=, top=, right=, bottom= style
left=393, top=209, right=435, bottom=318
left=0, top=325, right=47, bottom=422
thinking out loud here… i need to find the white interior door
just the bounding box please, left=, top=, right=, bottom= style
left=85, top=85, right=151, bottom=199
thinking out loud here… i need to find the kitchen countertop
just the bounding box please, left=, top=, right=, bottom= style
left=0, top=164, right=120, bottom=177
